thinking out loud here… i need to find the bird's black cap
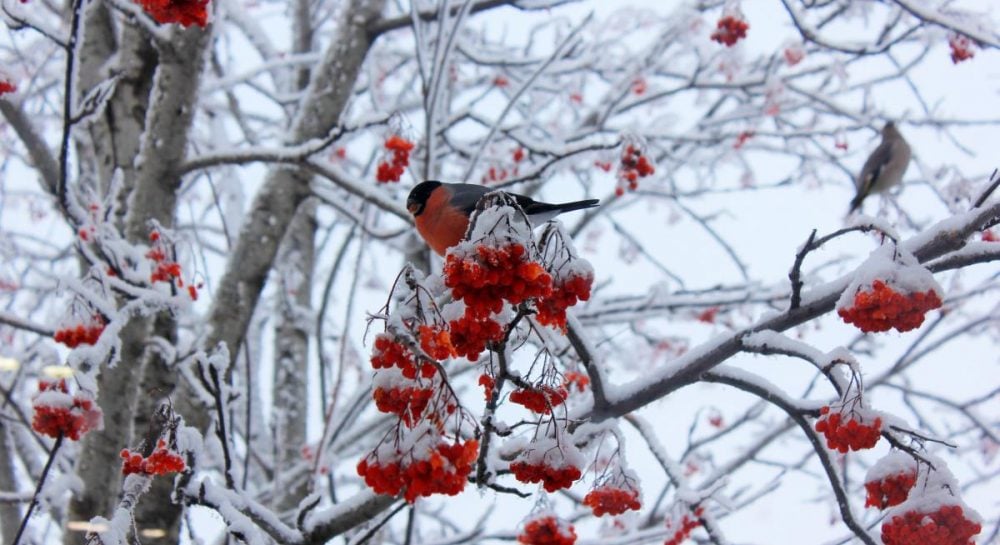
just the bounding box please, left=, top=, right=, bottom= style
left=407, top=180, right=442, bottom=216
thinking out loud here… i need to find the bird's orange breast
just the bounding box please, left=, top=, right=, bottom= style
left=415, top=186, right=471, bottom=256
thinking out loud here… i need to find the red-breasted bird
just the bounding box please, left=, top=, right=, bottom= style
left=849, top=121, right=911, bottom=213
left=406, top=181, right=599, bottom=255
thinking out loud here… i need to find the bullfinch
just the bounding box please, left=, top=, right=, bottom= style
left=849, top=121, right=911, bottom=213
left=406, top=181, right=599, bottom=255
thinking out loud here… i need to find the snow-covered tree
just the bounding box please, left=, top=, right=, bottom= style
left=0, top=1, right=998, bottom=544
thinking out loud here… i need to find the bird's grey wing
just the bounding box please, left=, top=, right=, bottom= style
left=857, top=140, right=893, bottom=195
left=447, top=184, right=491, bottom=214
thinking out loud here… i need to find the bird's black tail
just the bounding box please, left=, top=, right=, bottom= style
left=847, top=194, right=863, bottom=214
left=527, top=199, right=600, bottom=215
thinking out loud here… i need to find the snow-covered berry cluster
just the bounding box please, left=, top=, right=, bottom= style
left=121, top=439, right=186, bottom=476
left=445, top=243, right=553, bottom=318
left=535, top=273, right=592, bottom=331
left=444, top=242, right=551, bottom=360
left=838, top=280, right=942, bottom=333
left=583, top=484, right=642, bottom=517
left=370, top=332, right=438, bottom=380
left=948, top=33, right=975, bottom=64
left=837, top=245, right=943, bottom=333
left=510, top=461, right=582, bottom=493
left=134, top=0, right=209, bottom=27
left=864, top=451, right=918, bottom=509
left=710, top=15, right=748, bottom=47
left=866, top=471, right=916, bottom=510
left=358, top=198, right=596, bottom=505
left=509, top=437, right=583, bottom=492
left=147, top=230, right=199, bottom=300
left=882, top=504, right=981, bottom=545
left=31, top=380, right=103, bottom=441
left=54, top=315, right=106, bottom=348
left=509, top=385, right=569, bottom=414
left=517, top=514, right=576, bottom=545
left=357, top=434, right=478, bottom=503
left=664, top=507, right=704, bottom=545
left=616, top=144, right=655, bottom=196
left=535, top=223, right=594, bottom=331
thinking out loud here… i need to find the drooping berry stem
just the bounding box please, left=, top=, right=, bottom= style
left=12, top=434, right=64, bottom=545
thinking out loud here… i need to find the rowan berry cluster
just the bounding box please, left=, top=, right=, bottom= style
left=838, top=280, right=942, bottom=333
left=583, top=485, right=641, bottom=517
left=356, top=439, right=478, bottom=503
left=865, top=471, right=917, bottom=509
left=418, top=324, right=455, bottom=360
left=31, top=380, right=103, bottom=441
left=478, top=374, right=495, bottom=401
left=948, top=34, right=975, bottom=64
left=373, top=385, right=434, bottom=427
left=783, top=45, right=804, bottom=66
left=147, top=230, right=199, bottom=300
left=881, top=505, right=981, bottom=545
left=370, top=333, right=437, bottom=379
left=864, top=451, right=920, bottom=509
left=448, top=314, right=503, bottom=361
left=664, top=507, right=704, bottom=545
left=631, top=77, right=647, bottom=95
left=710, top=15, right=748, bottom=47
left=121, top=439, right=186, bottom=476
left=0, top=77, right=15, bottom=95
left=370, top=323, right=457, bottom=427
left=733, top=130, right=754, bottom=149
left=483, top=166, right=513, bottom=184
left=509, top=386, right=568, bottom=414
left=375, top=135, right=415, bottom=183
left=517, top=515, right=576, bottom=545
left=562, top=371, right=589, bottom=393
left=616, top=145, right=655, bottom=196
left=444, top=243, right=552, bottom=317
left=535, top=273, right=593, bottom=330
left=443, top=242, right=551, bottom=360
left=509, top=461, right=582, bottom=492
left=135, top=0, right=208, bottom=27
left=54, top=317, right=106, bottom=348
left=814, top=406, right=882, bottom=453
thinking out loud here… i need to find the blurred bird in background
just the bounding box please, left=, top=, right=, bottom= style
left=849, top=121, right=911, bottom=214
left=406, top=181, right=599, bottom=255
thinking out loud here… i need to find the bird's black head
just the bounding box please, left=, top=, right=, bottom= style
left=407, top=180, right=442, bottom=217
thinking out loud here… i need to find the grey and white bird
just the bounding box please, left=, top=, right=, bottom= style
left=849, top=121, right=911, bottom=214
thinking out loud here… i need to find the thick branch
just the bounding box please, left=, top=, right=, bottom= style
left=593, top=202, right=1000, bottom=421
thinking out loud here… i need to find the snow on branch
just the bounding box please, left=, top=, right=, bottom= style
left=594, top=201, right=1000, bottom=420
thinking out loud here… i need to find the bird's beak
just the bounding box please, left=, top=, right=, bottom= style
left=407, top=201, right=420, bottom=216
